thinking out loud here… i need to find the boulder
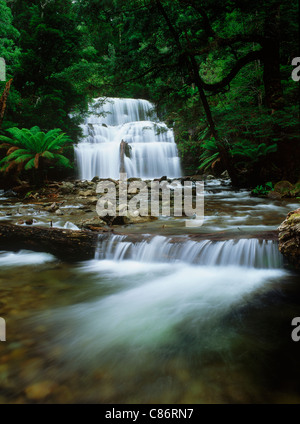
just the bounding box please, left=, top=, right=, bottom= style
left=267, top=191, right=282, bottom=200
left=80, top=217, right=107, bottom=230
left=221, top=170, right=230, bottom=179
left=278, top=208, right=300, bottom=269
left=79, top=190, right=96, bottom=197
left=44, top=202, right=60, bottom=212
left=205, top=175, right=216, bottom=181
left=59, top=182, right=75, bottom=195
left=274, top=180, right=294, bottom=197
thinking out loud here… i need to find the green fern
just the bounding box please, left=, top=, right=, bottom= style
left=0, top=126, right=72, bottom=181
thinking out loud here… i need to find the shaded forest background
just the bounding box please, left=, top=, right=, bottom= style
left=0, top=0, right=299, bottom=188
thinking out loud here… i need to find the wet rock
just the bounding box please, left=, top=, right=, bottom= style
left=274, top=181, right=294, bottom=197
left=79, top=190, right=96, bottom=197
left=205, top=175, right=216, bottom=181
left=25, top=219, right=34, bottom=225
left=267, top=191, right=282, bottom=200
left=76, top=181, right=91, bottom=189
left=59, top=182, right=75, bottom=195
left=80, top=217, right=107, bottom=230
left=127, top=177, right=142, bottom=183
left=85, top=197, right=98, bottom=206
left=55, top=209, right=64, bottom=216
left=290, top=182, right=300, bottom=198
left=44, top=202, right=59, bottom=212
left=123, top=214, right=157, bottom=225
left=278, top=208, right=300, bottom=269
left=191, top=175, right=204, bottom=181
left=3, top=189, right=17, bottom=197
left=91, top=176, right=100, bottom=183
left=221, top=170, right=229, bottom=179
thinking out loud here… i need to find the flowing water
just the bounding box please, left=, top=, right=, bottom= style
left=1, top=100, right=300, bottom=404
left=74, top=97, right=182, bottom=180
left=1, top=184, right=300, bottom=403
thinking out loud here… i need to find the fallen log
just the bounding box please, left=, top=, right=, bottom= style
left=0, top=223, right=279, bottom=261
left=0, top=223, right=100, bottom=261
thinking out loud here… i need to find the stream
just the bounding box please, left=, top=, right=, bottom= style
left=0, top=97, right=300, bottom=404
left=1, top=178, right=300, bottom=404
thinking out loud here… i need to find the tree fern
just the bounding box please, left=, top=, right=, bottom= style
left=0, top=126, right=72, bottom=183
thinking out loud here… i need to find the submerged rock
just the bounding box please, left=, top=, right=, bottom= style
left=278, top=208, right=300, bottom=269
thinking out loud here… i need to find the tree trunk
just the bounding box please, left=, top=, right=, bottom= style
left=0, top=78, right=13, bottom=129
left=188, top=56, right=240, bottom=186
left=262, top=4, right=284, bottom=111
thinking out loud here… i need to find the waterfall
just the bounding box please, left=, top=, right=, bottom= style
left=74, top=97, right=182, bottom=180
left=95, top=235, right=283, bottom=269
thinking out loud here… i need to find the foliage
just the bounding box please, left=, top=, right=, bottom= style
left=0, top=126, right=72, bottom=183
left=0, top=0, right=21, bottom=74
left=252, top=182, right=274, bottom=196
left=0, top=0, right=299, bottom=185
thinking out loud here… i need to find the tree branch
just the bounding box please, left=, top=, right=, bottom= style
left=200, top=50, right=263, bottom=93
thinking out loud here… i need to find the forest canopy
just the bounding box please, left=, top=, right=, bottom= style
left=0, top=0, right=299, bottom=187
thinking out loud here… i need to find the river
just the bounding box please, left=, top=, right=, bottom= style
left=1, top=176, right=300, bottom=403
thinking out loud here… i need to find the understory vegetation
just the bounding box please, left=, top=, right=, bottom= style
left=0, top=0, right=299, bottom=189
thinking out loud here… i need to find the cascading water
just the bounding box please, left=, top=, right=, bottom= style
left=75, top=97, right=182, bottom=180
left=94, top=234, right=283, bottom=269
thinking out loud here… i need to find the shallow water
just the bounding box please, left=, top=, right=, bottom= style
left=0, top=180, right=300, bottom=404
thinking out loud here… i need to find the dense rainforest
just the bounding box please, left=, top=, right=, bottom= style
left=0, top=0, right=299, bottom=188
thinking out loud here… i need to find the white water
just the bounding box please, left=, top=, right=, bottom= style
left=0, top=250, right=55, bottom=267
left=95, top=234, right=283, bottom=268
left=35, top=234, right=285, bottom=366
left=75, top=97, right=182, bottom=180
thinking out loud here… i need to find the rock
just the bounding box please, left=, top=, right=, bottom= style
left=55, top=209, right=64, bottom=216
left=79, top=190, right=96, bottom=197
left=25, top=219, right=34, bottom=225
left=76, top=181, right=91, bottom=189
left=274, top=181, right=294, bottom=197
left=127, top=177, right=142, bottom=183
left=191, top=175, right=204, bottom=181
left=267, top=191, right=282, bottom=200
left=45, top=202, right=59, bottom=212
left=11, top=183, right=31, bottom=195
left=123, top=214, right=157, bottom=225
left=221, top=170, right=230, bottom=179
left=84, top=196, right=98, bottom=206
left=290, top=182, right=300, bottom=198
left=81, top=217, right=107, bottom=230
left=59, top=182, right=75, bottom=195
left=205, top=175, right=215, bottom=180
left=91, top=176, right=100, bottom=183
left=278, top=208, right=300, bottom=269
left=3, top=189, right=17, bottom=197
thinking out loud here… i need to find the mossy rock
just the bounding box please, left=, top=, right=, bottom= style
left=274, top=180, right=294, bottom=197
